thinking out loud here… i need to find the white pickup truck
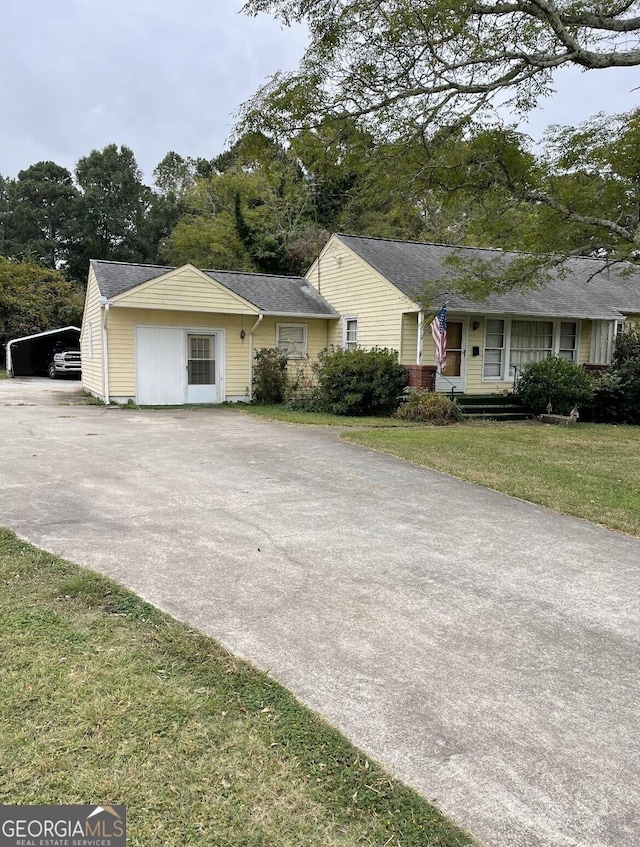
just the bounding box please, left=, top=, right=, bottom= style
left=48, top=349, right=82, bottom=379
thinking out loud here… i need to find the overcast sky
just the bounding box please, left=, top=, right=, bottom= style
left=1, top=0, right=638, bottom=185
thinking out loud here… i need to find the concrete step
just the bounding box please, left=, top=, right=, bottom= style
left=462, top=409, right=533, bottom=421
left=455, top=394, right=519, bottom=406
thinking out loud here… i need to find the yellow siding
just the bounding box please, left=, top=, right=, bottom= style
left=465, top=316, right=495, bottom=394
left=80, top=267, right=103, bottom=396
left=112, top=266, right=258, bottom=315
left=579, top=320, right=592, bottom=364
left=252, top=316, right=331, bottom=359
left=105, top=308, right=331, bottom=400
left=400, top=313, right=418, bottom=365
left=306, top=237, right=418, bottom=353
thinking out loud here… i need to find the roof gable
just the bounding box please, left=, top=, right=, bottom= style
left=306, top=234, right=419, bottom=311
left=110, top=264, right=258, bottom=315
left=90, top=260, right=338, bottom=318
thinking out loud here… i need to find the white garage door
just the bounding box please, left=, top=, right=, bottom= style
left=136, top=327, right=185, bottom=405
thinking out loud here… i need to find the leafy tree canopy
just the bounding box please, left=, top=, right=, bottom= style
left=240, top=1, right=640, bottom=293
left=68, top=144, right=153, bottom=280
left=241, top=0, right=640, bottom=137
left=162, top=133, right=331, bottom=274
left=0, top=257, right=83, bottom=363
left=10, top=162, right=79, bottom=269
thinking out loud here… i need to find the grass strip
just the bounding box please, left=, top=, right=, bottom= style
left=238, top=405, right=419, bottom=427
left=342, top=423, right=640, bottom=536
left=0, top=529, right=474, bottom=847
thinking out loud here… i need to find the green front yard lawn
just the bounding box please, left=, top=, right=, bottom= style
left=0, top=529, right=474, bottom=847
left=342, top=423, right=640, bottom=537
left=0, top=368, right=7, bottom=379
left=239, top=404, right=419, bottom=427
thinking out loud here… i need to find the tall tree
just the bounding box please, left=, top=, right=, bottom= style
left=69, top=144, right=151, bottom=280
left=9, top=162, right=79, bottom=268
left=153, top=151, right=198, bottom=201
left=0, top=175, right=13, bottom=257
left=163, top=134, right=330, bottom=274
left=142, top=152, right=201, bottom=263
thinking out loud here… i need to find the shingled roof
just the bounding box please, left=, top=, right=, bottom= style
left=337, top=235, right=640, bottom=320
left=90, top=260, right=338, bottom=318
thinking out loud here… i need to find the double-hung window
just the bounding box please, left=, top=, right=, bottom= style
left=483, top=319, right=505, bottom=378
left=483, top=318, right=579, bottom=380
left=277, top=324, right=307, bottom=358
left=343, top=316, right=358, bottom=350
left=558, top=322, right=578, bottom=361
left=509, top=320, right=554, bottom=372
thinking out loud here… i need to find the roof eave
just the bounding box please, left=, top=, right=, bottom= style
left=447, top=305, right=625, bottom=320
left=7, top=326, right=81, bottom=347
left=260, top=311, right=339, bottom=319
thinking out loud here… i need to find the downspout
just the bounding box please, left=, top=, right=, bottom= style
left=6, top=340, right=13, bottom=377
left=416, top=310, right=424, bottom=365
left=101, top=300, right=111, bottom=404
left=247, top=313, right=264, bottom=402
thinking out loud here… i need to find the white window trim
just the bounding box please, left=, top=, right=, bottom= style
left=482, top=316, right=582, bottom=382
left=276, top=323, right=307, bottom=359
left=342, top=315, right=358, bottom=350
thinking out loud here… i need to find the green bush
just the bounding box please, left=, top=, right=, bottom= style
left=515, top=356, right=593, bottom=415
left=315, top=347, right=408, bottom=416
left=394, top=389, right=463, bottom=424
left=252, top=348, right=288, bottom=405
left=612, top=322, right=640, bottom=367
left=283, top=357, right=322, bottom=409
left=592, top=324, right=640, bottom=424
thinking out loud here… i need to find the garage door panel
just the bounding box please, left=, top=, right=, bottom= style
left=136, top=327, right=185, bottom=405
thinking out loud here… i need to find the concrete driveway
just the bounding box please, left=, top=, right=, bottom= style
left=2, top=378, right=640, bottom=847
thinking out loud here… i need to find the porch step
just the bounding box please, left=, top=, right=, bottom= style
left=453, top=394, right=534, bottom=421
left=461, top=408, right=533, bottom=421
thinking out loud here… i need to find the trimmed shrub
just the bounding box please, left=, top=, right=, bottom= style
left=252, top=348, right=288, bottom=404
left=315, top=347, right=408, bottom=416
left=394, top=389, right=463, bottom=424
left=515, top=356, right=593, bottom=415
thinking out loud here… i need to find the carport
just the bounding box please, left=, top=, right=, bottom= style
left=6, top=326, right=80, bottom=377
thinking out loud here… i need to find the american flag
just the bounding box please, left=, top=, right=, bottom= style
left=430, top=306, right=447, bottom=372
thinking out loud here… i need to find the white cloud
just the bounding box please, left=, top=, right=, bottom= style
left=0, top=0, right=308, bottom=180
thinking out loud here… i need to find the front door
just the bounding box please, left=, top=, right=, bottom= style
left=435, top=320, right=466, bottom=392
left=186, top=334, right=218, bottom=403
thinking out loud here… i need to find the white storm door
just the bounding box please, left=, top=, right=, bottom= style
left=186, top=334, right=218, bottom=403
left=435, top=320, right=467, bottom=392
left=136, top=326, right=185, bottom=405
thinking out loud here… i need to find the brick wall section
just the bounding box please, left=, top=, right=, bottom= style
left=404, top=365, right=437, bottom=391
left=583, top=364, right=609, bottom=376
